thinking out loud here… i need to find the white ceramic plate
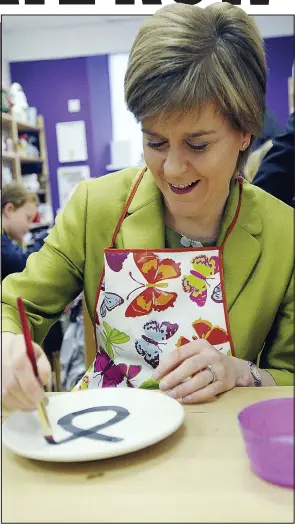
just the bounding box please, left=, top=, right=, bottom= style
left=2, top=388, right=184, bottom=462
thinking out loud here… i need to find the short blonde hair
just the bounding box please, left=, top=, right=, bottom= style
left=1, top=182, right=38, bottom=211
left=125, top=2, right=267, bottom=171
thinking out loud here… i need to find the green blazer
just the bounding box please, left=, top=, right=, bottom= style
left=2, top=168, right=294, bottom=385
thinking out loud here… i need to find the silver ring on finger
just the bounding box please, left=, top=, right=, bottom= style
left=207, top=364, right=217, bottom=384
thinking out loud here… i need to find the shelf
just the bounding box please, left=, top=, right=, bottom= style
left=1, top=113, right=13, bottom=125
left=17, top=121, right=41, bottom=132
left=1, top=112, right=41, bottom=131
left=2, top=151, right=17, bottom=161
left=2, top=110, right=51, bottom=217
left=19, top=156, right=44, bottom=164
left=2, top=151, right=43, bottom=164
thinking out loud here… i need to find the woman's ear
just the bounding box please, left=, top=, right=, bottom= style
left=240, top=132, right=252, bottom=151
left=2, top=202, right=15, bottom=218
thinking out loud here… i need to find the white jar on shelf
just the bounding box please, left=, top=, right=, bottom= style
left=22, top=173, right=40, bottom=193
left=2, top=165, right=13, bottom=184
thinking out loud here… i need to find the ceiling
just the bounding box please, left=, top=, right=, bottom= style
left=2, top=15, right=147, bottom=32
left=2, top=14, right=293, bottom=38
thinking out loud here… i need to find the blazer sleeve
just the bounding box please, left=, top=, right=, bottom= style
left=1, top=182, right=88, bottom=344
left=259, top=270, right=294, bottom=386
left=252, top=112, right=294, bottom=207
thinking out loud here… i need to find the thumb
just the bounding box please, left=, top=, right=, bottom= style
left=35, top=345, right=51, bottom=386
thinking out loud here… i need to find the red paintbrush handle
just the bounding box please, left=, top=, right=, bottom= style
left=17, top=297, right=39, bottom=379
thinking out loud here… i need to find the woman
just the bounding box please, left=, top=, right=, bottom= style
left=2, top=3, right=294, bottom=411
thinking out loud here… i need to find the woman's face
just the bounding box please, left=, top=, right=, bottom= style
left=142, top=102, right=251, bottom=221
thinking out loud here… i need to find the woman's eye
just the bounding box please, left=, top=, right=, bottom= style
left=187, top=143, right=208, bottom=152
left=147, top=140, right=167, bottom=149
left=146, top=140, right=208, bottom=152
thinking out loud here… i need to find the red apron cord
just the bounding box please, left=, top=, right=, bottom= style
left=110, top=167, right=147, bottom=248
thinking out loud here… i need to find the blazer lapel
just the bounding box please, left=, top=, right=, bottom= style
left=117, top=169, right=165, bottom=249
left=218, top=179, right=262, bottom=311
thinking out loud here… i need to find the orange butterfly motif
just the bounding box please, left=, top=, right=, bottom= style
left=125, top=253, right=181, bottom=318
left=176, top=318, right=229, bottom=347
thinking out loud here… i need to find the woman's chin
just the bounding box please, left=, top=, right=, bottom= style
left=168, top=200, right=203, bottom=220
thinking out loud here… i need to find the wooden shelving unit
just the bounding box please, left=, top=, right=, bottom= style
left=2, top=151, right=17, bottom=161
left=1, top=112, right=52, bottom=228
left=19, top=156, right=44, bottom=164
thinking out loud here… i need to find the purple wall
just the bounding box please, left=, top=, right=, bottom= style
left=10, top=56, right=112, bottom=216
left=264, top=36, right=294, bottom=129
left=86, top=55, right=112, bottom=184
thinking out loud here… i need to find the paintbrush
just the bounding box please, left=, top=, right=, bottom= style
left=17, top=296, right=54, bottom=444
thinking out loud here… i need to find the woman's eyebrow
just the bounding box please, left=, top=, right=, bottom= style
left=141, top=128, right=163, bottom=137
left=186, top=130, right=216, bottom=138
left=141, top=128, right=216, bottom=138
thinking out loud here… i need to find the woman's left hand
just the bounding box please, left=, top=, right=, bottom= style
left=152, top=339, right=241, bottom=403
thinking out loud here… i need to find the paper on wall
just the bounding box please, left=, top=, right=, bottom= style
left=56, top=120, right=88, bottom=163
left=57, top=165, right=90, bottom=210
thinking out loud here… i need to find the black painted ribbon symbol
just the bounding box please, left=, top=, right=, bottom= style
left=47, top=406, right=130, bottom=445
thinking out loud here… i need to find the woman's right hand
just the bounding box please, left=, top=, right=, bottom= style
left=2, top=332, right=51, bottom=411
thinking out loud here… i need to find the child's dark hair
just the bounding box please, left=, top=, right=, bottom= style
left=1, top=182, right=38, bottom=212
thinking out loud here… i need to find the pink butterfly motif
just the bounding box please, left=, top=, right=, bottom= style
left=94, top=348, right=141, bottom=388
left=105, top=252, right=129, bottom=272
left=126, top=365, right=142, bottom=388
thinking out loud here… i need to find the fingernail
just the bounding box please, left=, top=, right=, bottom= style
left=159, top=379, right=169, bottom=391
left=183, top=395, right=192, bottom=403
left=166, top=390, right=176, bottom=398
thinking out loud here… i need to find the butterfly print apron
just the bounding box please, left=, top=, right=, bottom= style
left=75, top=169, right=243, bottom=391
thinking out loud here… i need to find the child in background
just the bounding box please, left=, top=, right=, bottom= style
left=1, top=182, right=47, bottom=280
left=2, top=183, right=64, bottom=385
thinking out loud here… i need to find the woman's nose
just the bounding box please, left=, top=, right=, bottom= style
left=164, top=150, right=188, bottom=180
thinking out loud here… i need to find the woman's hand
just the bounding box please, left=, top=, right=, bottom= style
left=152, top=339, right=244, bottom=403
left=2, top=333, right=51, bottom=411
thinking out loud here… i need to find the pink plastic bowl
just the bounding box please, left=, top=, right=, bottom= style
left=238, top=397, right=294, bottom=487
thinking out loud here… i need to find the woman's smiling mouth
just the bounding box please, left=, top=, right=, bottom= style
left=169, top=180, right=200, bottom=194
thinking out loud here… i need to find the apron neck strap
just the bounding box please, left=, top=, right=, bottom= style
left=220, top=176, right=244, bottom=249
left=110, top=167, right=147, bottom=248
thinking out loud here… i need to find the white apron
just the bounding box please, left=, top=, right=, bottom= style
left=75, top=169, right=242, bottom=391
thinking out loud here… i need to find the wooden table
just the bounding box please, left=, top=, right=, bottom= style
left=2, top=387, right=294, bottom=523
